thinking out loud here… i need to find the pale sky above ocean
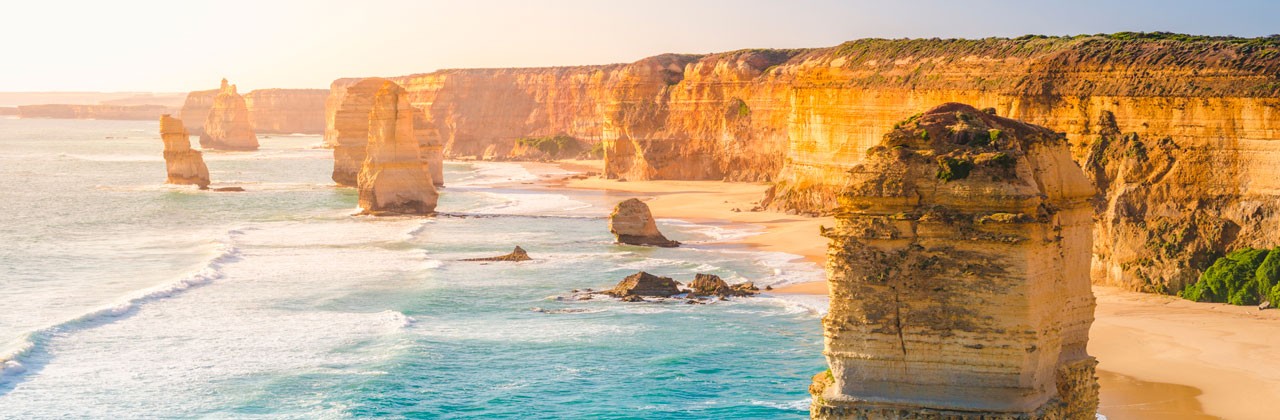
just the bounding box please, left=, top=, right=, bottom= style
left=1, top=0, right=1275, bottom=92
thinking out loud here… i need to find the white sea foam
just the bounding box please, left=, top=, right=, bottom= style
left=761, top=294, right=830, bottom=317
left=750, top=398, right=811, bottom=411
left=0, top=232, right=242, bottom=385
left=447, top=161, right=541, bottom=187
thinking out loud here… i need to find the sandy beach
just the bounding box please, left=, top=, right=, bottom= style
left=542, top=160, right=1279, bottom=420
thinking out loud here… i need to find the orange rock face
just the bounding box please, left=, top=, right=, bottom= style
left=812, top=104, right=1098, bottom=418
left=329, top=36, right=1280, bottom=293
left=243, top=89, right=327, bottom=134
left=158, top=115, right=210, bottom=189
left=199, top=79, right=259, bottom=151
left=357, top=81, right=438, bottom=215
left=179, top=89, right=218, bottom=136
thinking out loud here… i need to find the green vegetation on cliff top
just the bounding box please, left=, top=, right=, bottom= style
left=1180, top=247, right=1280, bottom=306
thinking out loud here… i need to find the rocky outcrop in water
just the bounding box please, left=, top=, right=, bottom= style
left=605, top=271, right=682, bottom=298
left=243, top=89, right=327, bottom=134
left=158, top=115, right=210, bottom=189
left=810, top=104, right=1098, bottom=419
left=608, top=198, right=679, bottom=247
left=332, top=34, right=1280, bottom=292
left=357, top=81, right=438, bottom=215
left=460, top=246, right=531, bottom=262
left=199, top=79, right=259, bottom=151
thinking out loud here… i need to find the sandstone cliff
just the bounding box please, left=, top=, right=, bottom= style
left=179, top=88, right=218, bottom=135
left=199, top=80, right=259, bottom=151
left=18, top=104, right=174, bottom=120
left=331, top=34, right=1280, bottom=293
left=158, top=115, right=210, bottom=189
left=243, top=89, right=327, bottom=134
left=811, top=104, right=1097, bottom=418
left=357, top=81, right=438, bottom=215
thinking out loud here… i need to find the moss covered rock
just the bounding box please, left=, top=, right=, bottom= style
left=1180, top=247, right=1280, bottom=305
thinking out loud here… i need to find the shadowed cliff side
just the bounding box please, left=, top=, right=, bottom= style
left=811, top=103, right=1098, bottom=419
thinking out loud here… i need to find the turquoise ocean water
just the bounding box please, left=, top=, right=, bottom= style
left=0, top=118, right=827, bottom=418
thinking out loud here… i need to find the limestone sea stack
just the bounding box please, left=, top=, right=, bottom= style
left=328, top=78, right=392, bottom=186
left=810, top=103, right=1098, bottom=418
left=199, top=79, right=259, bottom=151
left=357, top=81, right=438, bottom=215
left=158, top=115, right=210, bottom=189
left=608, top=198, right=679, bottom=247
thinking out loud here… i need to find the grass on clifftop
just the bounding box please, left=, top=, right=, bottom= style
left=1180, top=247, right=1280, bottom=306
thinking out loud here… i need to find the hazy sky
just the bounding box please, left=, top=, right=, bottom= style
left=2, top=0, right=1276, bottom=92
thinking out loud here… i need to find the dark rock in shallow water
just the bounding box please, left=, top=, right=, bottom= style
left=213, top=186, right=245, bottom=192
left=688, top=273, right=761, bottom=298
left=460, top=246, right=532, bottom=262
left=606, top=271, right=681, bottom=297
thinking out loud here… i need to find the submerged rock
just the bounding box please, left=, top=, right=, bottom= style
left=199, top=79, right=259, bottom=151
left=811, top=103, right=1098, bottom=418
left=460, top=246, right=532, bottom=262
left=605, top=271, right=681, bottom=297
left=212, top=187, right=245, bottom=192
left=608, top=198, right=679, bottom=247
left=158, top=115, right=210, bottom=189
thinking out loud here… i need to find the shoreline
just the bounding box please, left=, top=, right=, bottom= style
left=520, top=159, right=1278, bottom=420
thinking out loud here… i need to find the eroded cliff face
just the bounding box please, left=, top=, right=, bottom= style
left=328, top=78, right=392, bottom=186
left=243, top=89, right=327, bottom=134
left=199, top=80, right=259, bottom=151
left=159, top=115, right=210, bottom=189
left=357, top=81, right=438, bottom=215
left=331, top=35, right=1280, bottom=291
left=811, top=104, right=1097, bottom=419
left=180, top=89, right=217, bottom=136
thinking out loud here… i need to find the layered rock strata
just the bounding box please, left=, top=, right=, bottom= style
left=608, top=198, right=680, bottom=247
left=243, top=89, right=328, bottom=134
left=158, top=115, right=210, bottom=189
left=357, top=81, right=438, bottom=215
left=811, top=104, right=1098, bottom=419
left=199, top=80, right=259, bottom=151
left=331, top=35, right=1280, bottom=292
left=328, top=78, right=393, bottom=186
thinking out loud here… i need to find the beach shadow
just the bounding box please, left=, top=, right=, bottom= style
left=1097, top=369, right=1217, bottom=420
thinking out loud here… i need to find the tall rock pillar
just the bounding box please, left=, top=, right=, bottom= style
left=159, top=114, right=211, bottom=189
left=810, top=103, right=1098, bottom=419
left=199, top=79, right=259, bottom=151
left=357, top=81, right=438, bottom=215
